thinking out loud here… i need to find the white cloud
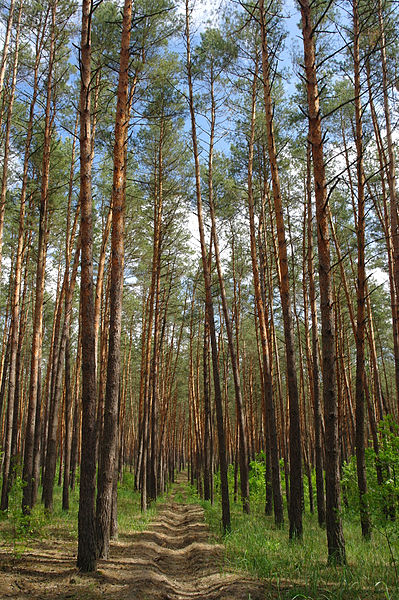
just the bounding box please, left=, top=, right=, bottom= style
left=370, top=266, right=389, bottom=290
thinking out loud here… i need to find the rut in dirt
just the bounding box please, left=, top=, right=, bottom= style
left=107, top=478, right=268, bottom=600
left=0, top=477, right=269, bottom=600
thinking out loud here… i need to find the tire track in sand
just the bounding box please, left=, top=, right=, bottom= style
left=105, top=477, right=267, bottom=600
left=0, top=476, right=268, bottom=599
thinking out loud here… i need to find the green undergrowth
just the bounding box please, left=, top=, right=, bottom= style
left=0, top=468, right=158, bottom=556
left=0, top=464, right=397, bottom=600
left=179, top=471, right=398, bottom=600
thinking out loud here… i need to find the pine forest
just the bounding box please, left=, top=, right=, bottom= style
left=0, top=0, right=398, bottom=598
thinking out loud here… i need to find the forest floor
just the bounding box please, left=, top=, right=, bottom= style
left=0, top=474, right=269, bottom=600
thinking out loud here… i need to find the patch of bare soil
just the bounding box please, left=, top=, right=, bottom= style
left=0, top=479, right=269, bottom=600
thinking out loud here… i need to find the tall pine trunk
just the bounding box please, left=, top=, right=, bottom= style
left=259, top=0, right=302, bottom=537
left=352, top=0, right=371, bottom=540
left=185, top=0, right=230, bottom=533
left=21, top=0, right=55, bottom=514
left=0, top=0, right=15, bottom=96
left=77, top=0, right=97, bottom=573
left=247, top=60, right=283, bottom=527
left=298, top=0, right=346, bottom=564
left=0, top=0, right=21, bottom=278
left=96, top=0, right=132, bottom=560
left=305, top=146, right=325, bottom=527
left=207, top=64, right=250, bottom=515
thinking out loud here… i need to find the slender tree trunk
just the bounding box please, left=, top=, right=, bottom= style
left=247, top=60, right=283, bottom=527
left=0, top=311, right=11, bottom=431
left=185, top=0, right=230, bottom=532
left=62, top=326, right=72, bottom=510
left=10, top=251, right=29, bottom=479
left=207, top=67, right=249, bottom=514
left=366, top=65, right=399, bottom=409
left=96, top=0, right=132, bottom=559
left=77, top=0, right=97, bottom=573
left=149, top=117, right=164, bottom=502
left=42, top=245, right=80, bottom=511
left=70, top=336, right=82, bottom=492
left=352, top=0, right=371, bottom=540
left=94, top=205, right=112, bottom=375
left=0, top=0, right=21, bottom=278
left=31, top=362, right=42, bottom=507
left=298, top=0, right=346, bottom=564
left=377, top=0, right=399, bottom=414
left=259, top=0, right=302, bottom=537
left=0, top=0, right=15, bottom=97
left=0, top=0, right=27, bottom=511
left=62, top=114, right=79, bottom=511
left=203, top=313, right=212, bottom=501
left=21, top=0, right=56, bottom=514
left=140, top=149, right=161, bottom=508
left=305, top=145, right=325, bottom=527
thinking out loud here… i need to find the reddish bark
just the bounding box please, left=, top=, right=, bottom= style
left=77, top=0, right=97, bottom=573
left=96, top=0, right=132, bottom=559
left=298, top=0, right=346, bottom=564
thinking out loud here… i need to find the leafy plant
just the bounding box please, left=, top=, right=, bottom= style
left=0, top=472, right=46, bottom=555
left=341, top=415, right=399, bottom=585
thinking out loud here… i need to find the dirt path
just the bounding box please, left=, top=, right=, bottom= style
left=0, top=478, right=268, bottom=600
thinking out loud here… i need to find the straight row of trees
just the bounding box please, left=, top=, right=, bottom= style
left=0, top=0, right=398, bottom=571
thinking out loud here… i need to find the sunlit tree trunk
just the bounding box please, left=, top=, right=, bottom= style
left=298, top=0, right=346, bottom=564
left=247, top=61, right=283, bottom=527
left=0, top=0, right=21, bottom=278
left=352, top=0, right=371, bottom=540
left=77, top=0, right=97, bottom=573
left=21, top=0, right=55, bottom=514
left=96, top=0, right=132, bottom=559
left=0, top=0, right=15, bottom=98
left=207, top=63, right=250, bottom=514
left=305, top=146, right=325, bottom=527
left=259, top=0, right=302, bottom=535
left=185, top=0, right=230, bottom=532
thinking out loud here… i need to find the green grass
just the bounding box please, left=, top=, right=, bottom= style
left=0, top=468, right=159, bottom=554
left=117, top=470, right=157, bottom=532
left=1, top=468, right=397, bottom=599
left=180, top=480, right=399, bottom=600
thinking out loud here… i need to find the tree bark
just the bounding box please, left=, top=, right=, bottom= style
left=305, top=145, right=325, bottom=527
left=0, top=0, right=21, bottom=279
left=259, top=0, right=302, bottom=537
left=185, top=0, right=230, bottom=532
left=247, top=60, right=283, bottom=527
left=207, top=64, right=250, bottom=514
left=0, top=0, right=22, bottom=510
left=96, top=0, right=132, bottom=560
left=77, top=0, right=97, bottom=573
left=352, top=0, right=371, bottom=540
left=20, top=0, right=55, bottom=514
left=298, top=0, right=346, bottom=564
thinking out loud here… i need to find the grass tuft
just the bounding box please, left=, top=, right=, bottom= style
left=179, top=477, right=398, bottom=600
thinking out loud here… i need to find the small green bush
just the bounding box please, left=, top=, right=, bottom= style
left=342, top=415, right=399, bottom=581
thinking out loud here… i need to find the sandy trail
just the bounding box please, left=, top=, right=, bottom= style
left=0, top=477, right=268, bottom=600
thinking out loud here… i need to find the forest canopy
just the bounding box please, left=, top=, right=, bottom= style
left=0, top=0, right=398, bottom=585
